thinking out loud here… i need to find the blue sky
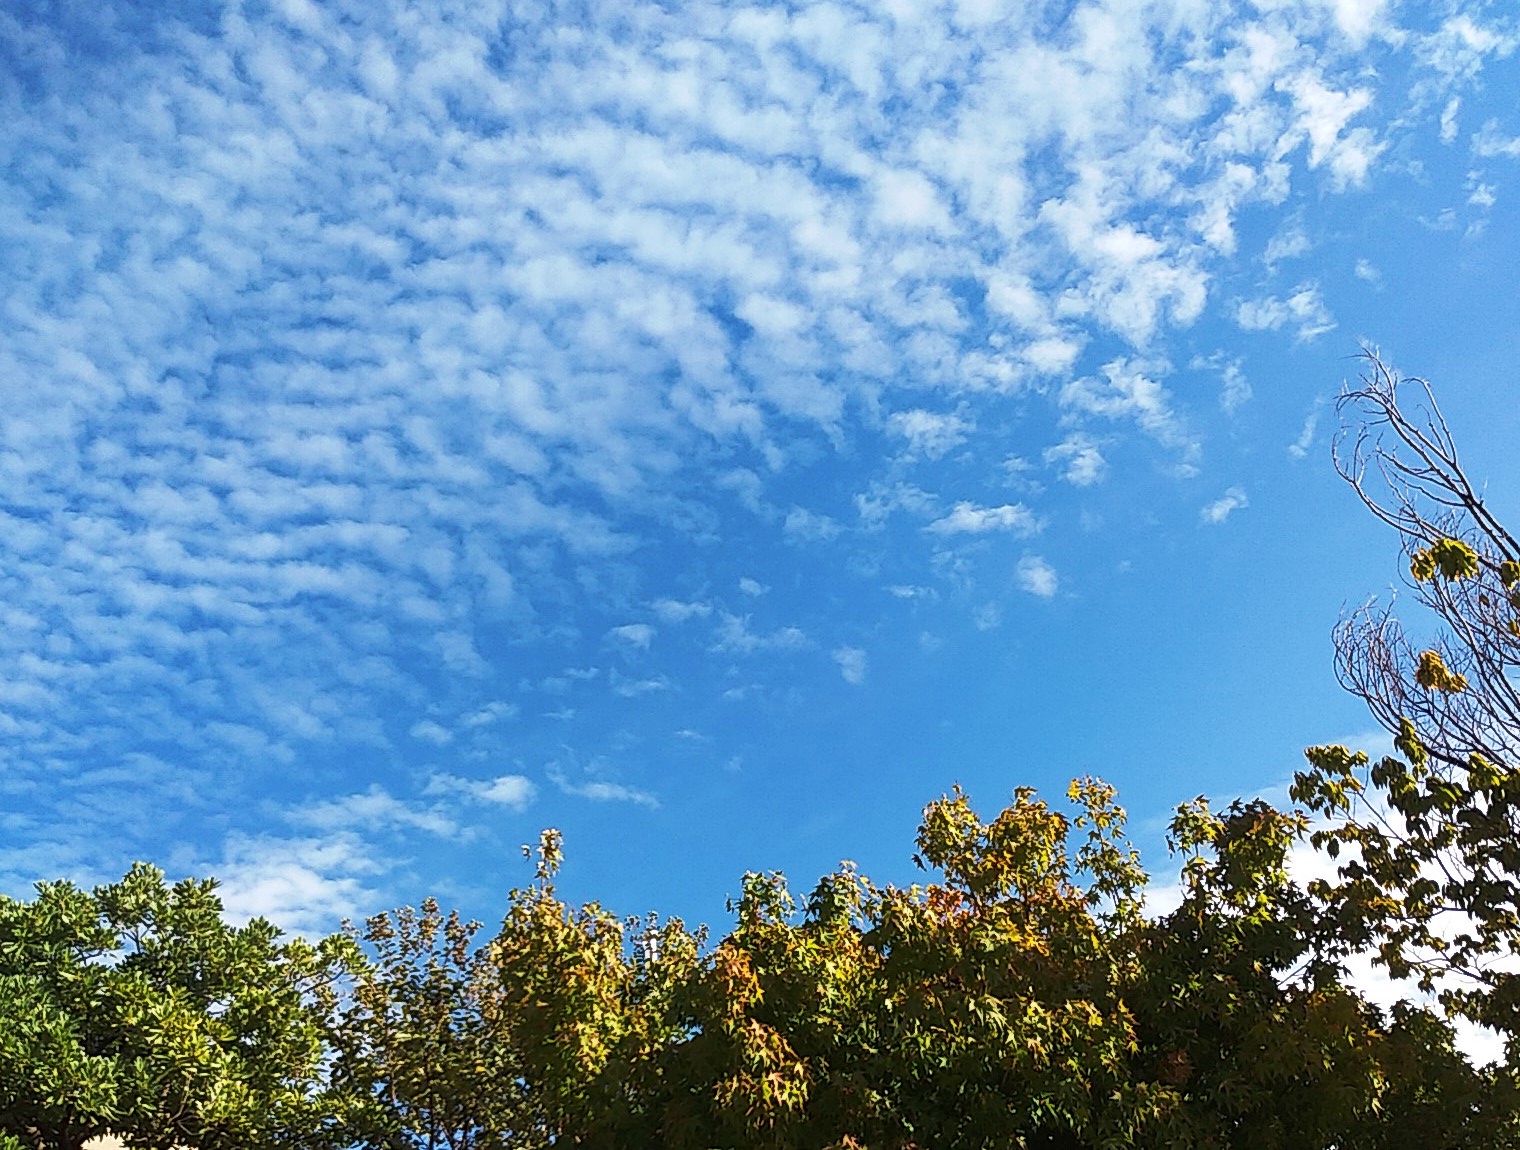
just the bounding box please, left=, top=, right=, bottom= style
left=3, top=0, right=1520, bottom=937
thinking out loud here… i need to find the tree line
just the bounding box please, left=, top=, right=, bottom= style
left=5, top=354, right=1518, bottom=1149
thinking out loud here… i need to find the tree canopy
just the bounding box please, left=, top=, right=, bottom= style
left=0, top=863, right=358, bottom=1150
left=7, top=786, right=1515, bottom=1149
left=6, top=353, right=1520, bottom=1147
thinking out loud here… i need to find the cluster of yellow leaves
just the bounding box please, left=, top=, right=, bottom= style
left=1409, top=539, right=1481, bottom=583
left=1414, top=649, right=1468, bottom=693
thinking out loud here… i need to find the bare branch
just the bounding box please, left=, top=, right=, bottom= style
left=1334, top=348, right=1520, bottom=774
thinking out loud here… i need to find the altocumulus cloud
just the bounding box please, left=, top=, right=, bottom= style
left=0, top=0, right=1511, bottom=915
left=1201, top=487, right=1250, bottom=525
left=1016, top=556, right=1060, bottom=599
left=833, top=646, right=868, bottom=685
left=928, top=502, right=1040, bottom=536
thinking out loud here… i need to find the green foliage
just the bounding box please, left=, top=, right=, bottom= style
left=326, top=829, right=699, bottom=1149
left=9, top=769, right=1519, bottom=1149
left=0, top=863, right=354, bottom=1150
left=329, top=897, right=506, bottom=1149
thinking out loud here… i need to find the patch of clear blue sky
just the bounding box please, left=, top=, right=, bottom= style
left=1, top=0, right=1518, bottom=935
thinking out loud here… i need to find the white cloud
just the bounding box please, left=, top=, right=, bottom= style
left=574, top=781, right=659, bottom=806
left=927, top=501, right=1040, bottom=536
left=1200, top=486, right=1249, bottom=525
left=1288, top=408, right=1322, bottom=459
left=1015, top=555, right=1059, bottom=599
left=1282, top=72, right=1384, bottom=189
left=214, top=832, right=385, bottom=935
left=1263, top=223, right=1310, bottom=267
left=873, top=168, right=954, bottom=232
left=1473, top=118, right=1520, bottom=158
left=889, top=408, right=971, bottom=459
left=1419, top=16, right=1519, bottom=82
left=463, top=701, right=519, bottom=727
left=428, top=772, right=537, bottom=811
left=832, top=646, right=867, bottom=685
left=1039, top=191, right=1209, bottom=345
left=651, top=598, right=712, bottom=623
left=290, top=785, right=461, bottom=838
left=857, top=477, right=936, bottom=525
left=1235, top=283, right=1337, bottom=341
left=607, top=623, right=656, bottom=650
left=1324, top=0, right=1389, bottom=46
left=610, top=670, right=671, bottom=697
left=1060, top=359, right=1197, bottom=466
left=539, top=667, right=599, bottom=694
left=1219, top=361, right=1252, bottom=414
left=855, top=480, right=938, bottom=528
left=409, top=719, right=454, bottom=746
left=1044, top=434, right=1107, bottom=487
left=547, top=764, right=658, bottom=808
left=1440, top=97, right=1461, bottom=144
left=1021, top=336, right=1084, bottom=376
left=783, top=507, right=842, bottom=543
left=476, top=776, right=535, bottom=807
left=973, top=603, right=1002, bottom=631
left=738, top=577, right=769, bottom=597
left=713, top=613, right=809, bottom=654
